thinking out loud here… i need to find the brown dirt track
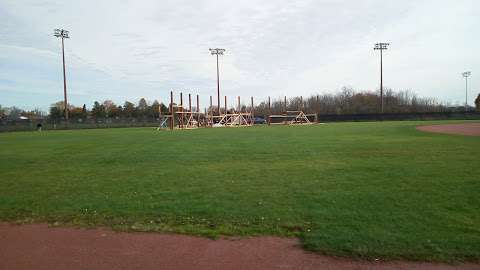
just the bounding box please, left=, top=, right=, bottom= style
left=416, top=123, right=480, bottom=136
left=1, top=223, right=479, bottom=270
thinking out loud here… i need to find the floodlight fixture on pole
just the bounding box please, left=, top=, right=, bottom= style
left=374, top=42, right=389, bottom=113
left=54, top=28, right=70, bottom=121
left=209, top=48, right=226, bottom=115
left=462, top=71, right=471, bottom=112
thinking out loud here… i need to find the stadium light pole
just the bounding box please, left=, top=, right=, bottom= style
left=209, top=48, right=226, bottom=115
left=54, top=28, right=70, bottom=122
left=462, top=71, right=471, bottom=112
left=374, top=42, right=389, bottom=113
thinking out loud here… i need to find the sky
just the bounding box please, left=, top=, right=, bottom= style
left=0, top=0, right=478, bottom=111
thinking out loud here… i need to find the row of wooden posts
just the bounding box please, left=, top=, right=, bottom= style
left=160, top=91, right=317, bottom=130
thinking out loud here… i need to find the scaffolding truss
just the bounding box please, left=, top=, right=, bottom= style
left=158, top=92, right=320, bottom=130
left=217, top=112, right=254, bottom=127
left=269, top=111, right=317, bottom=125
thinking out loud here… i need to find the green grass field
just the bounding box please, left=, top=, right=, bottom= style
left=1, top=120, right=479, bottom=262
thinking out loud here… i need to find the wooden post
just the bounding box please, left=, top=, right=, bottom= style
left=268, top=96, right=271, bottom=125
left=196, top=94, right=200, bottom=113
left=237, top=96, right=241, bottom=125
left=189, top=94, right=192, bottom=112
left=237, top=96, right=240, bottom=113
left=188, top=93, right=192, bottom=128
left=209, top=95, right=213, bottom=125
left=224, top=96, right=227, bottom=114
left=209, top=95, right=213, bottom=114
left=179, top=92, right=184, bottom=128
left=169, top=91, right=174, bottom=130
left=158, top=97, right=162, bottom=119
left=251, top=96, right=254, bottom=125
left=196, top=94, right=200, bottom=127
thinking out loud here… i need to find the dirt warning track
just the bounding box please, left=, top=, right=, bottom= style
left=1, top=223, right=479, bottom=270
left=416, top=123, right=480, bottom=136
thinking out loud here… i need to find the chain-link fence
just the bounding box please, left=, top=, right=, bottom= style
left=318, top=111, right=480, bottom=122
left=1, top=112, right=479, bottom=132
left=0, top=118, right=161, bottom=132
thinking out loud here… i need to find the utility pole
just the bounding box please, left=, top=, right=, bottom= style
left=209, top=48, right=226, bottom=116
left=462, top=71, right=471, bottom=112
left=374, top=42, right=389, bottom=113
left=54, top=28, right=70, bottom=122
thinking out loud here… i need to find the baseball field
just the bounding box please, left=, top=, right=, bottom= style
left=1, top=120, right=479, bottom=262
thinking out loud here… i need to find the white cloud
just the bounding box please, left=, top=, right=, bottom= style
left=0, top=0, right=478, bottom=110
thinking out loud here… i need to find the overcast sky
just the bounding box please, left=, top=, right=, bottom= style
left=0, top=0, right=478, bottom=110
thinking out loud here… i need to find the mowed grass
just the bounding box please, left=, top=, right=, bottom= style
left=0, top=120, right=479, bottom=262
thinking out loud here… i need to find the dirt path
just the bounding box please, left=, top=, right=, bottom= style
left=416, top=123, right=480, bottom=136
left=1, top=223, right=478, bottom=270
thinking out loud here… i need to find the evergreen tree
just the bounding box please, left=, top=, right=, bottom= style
left=123, top=101, right=135, bottom=118
left=91, top=101, right=106, bottom=119
left=137, top=98, right=148, bottom=118
left=475, top=93, right=480, bottom=111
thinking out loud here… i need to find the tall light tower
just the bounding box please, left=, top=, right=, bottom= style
left=374, top=42, right=389, bottom=113
left=462, top=71, right=471, bottom=112
left=54, top=28, right=70, bottom=121
left=209, top=48, right=226, bottom=115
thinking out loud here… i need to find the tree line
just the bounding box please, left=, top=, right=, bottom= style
left=48, top=98, right=168, bottom=121
left=1, top=89, right=480, bottom=122
left=254, top=88, right=466, bottom=116
left=254, top=88, right=479, bottom=116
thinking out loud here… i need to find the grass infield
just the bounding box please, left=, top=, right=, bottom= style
left=0, top=120, right=479, bottom=262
